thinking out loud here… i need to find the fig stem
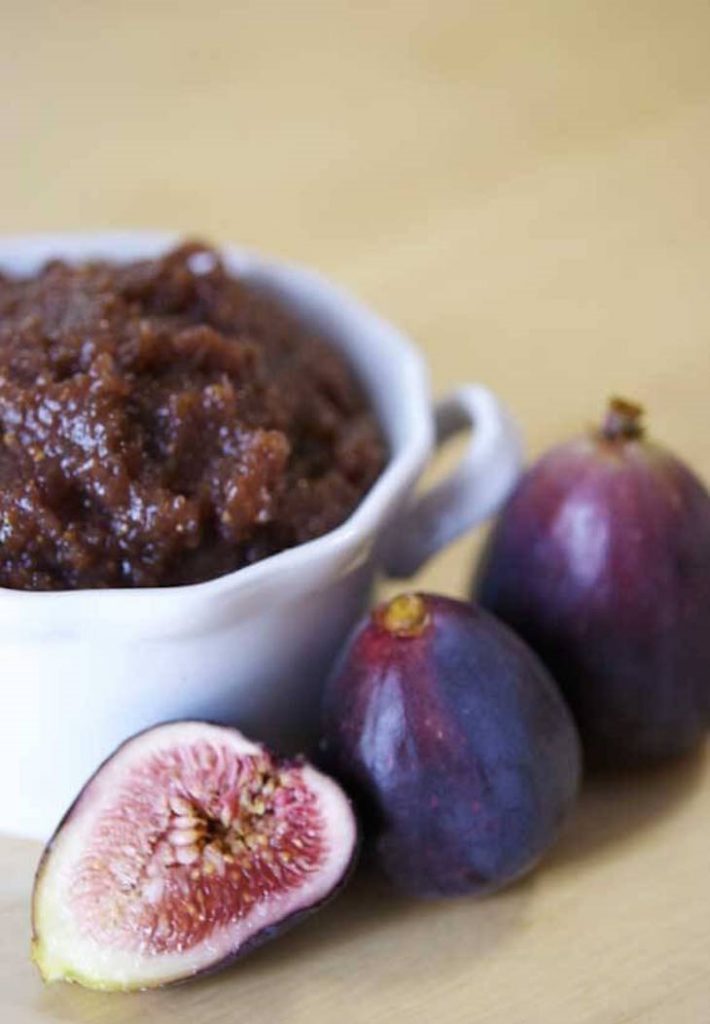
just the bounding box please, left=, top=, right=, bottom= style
left=600, top=397, right=645, bottom=441
left=377, top=593, right=430, bottom=638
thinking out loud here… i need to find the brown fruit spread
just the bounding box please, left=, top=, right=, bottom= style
left=0, top=243, right=385, bottom=590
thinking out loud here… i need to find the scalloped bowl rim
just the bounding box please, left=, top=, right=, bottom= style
left=0, top=231, right=432, bottom=627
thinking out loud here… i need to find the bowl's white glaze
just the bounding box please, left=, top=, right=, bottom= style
left=0, top=233, right=521, bottom=838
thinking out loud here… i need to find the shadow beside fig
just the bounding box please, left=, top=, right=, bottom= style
left=549, top=739, right=708, bottom=869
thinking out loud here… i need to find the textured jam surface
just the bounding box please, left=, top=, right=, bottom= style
left=68, top=742, right=326, bottom=954
left=0, top=243, right=385, bottom=589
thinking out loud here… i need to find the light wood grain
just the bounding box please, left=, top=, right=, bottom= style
left=3, top=2, right=710, bottom=1021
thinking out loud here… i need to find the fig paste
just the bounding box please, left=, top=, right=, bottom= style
left=0, top=243, right=385, bottom=590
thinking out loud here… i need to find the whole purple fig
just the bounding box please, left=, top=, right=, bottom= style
left=475, top=398, right=710, bottom=767
left=321, top=593, right=581, bottom=898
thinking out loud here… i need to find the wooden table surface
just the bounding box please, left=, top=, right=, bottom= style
left=3, top=2, right=710, bottom=1021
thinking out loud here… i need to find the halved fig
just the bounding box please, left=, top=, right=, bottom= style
left=32, top=721, right=357, bottom=991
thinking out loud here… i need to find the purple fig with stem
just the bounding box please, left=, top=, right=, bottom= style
left=475, top=398, right=710, bottom=767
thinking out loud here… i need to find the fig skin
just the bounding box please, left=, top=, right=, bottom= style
left=320, top=594, right=581, bottom=898
left=475, top=400, right=710, bottom=767
left=31, top=721, right=358, bottom=992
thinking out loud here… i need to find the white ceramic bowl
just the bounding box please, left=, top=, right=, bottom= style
left=0, top=232, right=522, bottom=839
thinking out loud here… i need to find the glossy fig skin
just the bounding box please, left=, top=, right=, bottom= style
left=475, top=432, right=710, bottom=766
left=320, top=595, right=581, bottom=898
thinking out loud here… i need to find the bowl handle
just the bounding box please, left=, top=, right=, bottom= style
left=383, top=385, right=523, bottom=578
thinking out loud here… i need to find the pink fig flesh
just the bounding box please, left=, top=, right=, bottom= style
left=31, top=721, right=357, bottom=991
left=476, top=399, right=710, bottom=766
